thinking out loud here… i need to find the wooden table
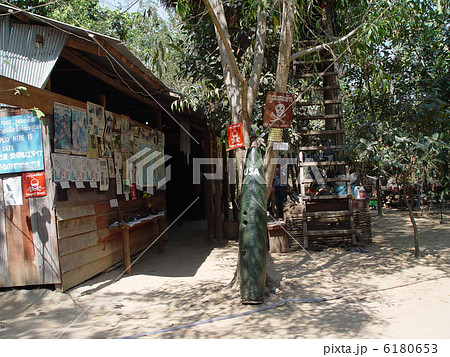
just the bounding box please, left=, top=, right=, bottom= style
left=267, top=221, right=289, bottom=253
left=109, top=212, right=166, bottom=274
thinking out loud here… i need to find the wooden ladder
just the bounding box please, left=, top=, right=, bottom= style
left=294, top=56, right=356, bottom=249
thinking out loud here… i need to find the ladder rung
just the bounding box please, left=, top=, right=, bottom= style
left=303, top=194, right=351, bottom=201
left=304, top=229, right=356, bottom=237
left=300, top=161, right=347, bottom=166
left=298, top=114, right=343, bottom=120
left=299, top=130, right=345, bottom=136
left=298, top=71, right=339, bottom=78
left=304, top=210, right=352, bottom=218
left=301, top=177, right=350, bottom=183
left=299, top=85, right=340, bottom=92
left=298, top=145, right=345, bottom=151
left=293, top=58, right=335, bottom=65
left=297, top=99, right=341, bottom=106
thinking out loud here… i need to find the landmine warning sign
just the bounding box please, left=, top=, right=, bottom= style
left=262, top=91, right=296, bottom=128
left=23, top=171, right=47, bottom=198
left=227, top=123, right=245, bottom=150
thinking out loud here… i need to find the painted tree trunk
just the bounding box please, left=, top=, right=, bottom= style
left=239, top=147, right=267, bottom=303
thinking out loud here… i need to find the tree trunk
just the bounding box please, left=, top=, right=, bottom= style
left=264, top=0, right=295, bottom=201
left=403, top=174, right=420, bottom=258
left=377, top=173, right=383, bottom=216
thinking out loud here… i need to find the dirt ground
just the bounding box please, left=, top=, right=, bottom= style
left=0, top=208, right=449, bottom=340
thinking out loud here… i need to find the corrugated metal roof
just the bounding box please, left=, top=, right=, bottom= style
left=0, top=3, right=169, bottom=93
left=0, top=17, right=68, bottom=88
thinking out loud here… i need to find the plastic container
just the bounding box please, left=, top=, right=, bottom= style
left=354, top=186, right=366, bottom=200
left=335, top=184, right=347, bottom=196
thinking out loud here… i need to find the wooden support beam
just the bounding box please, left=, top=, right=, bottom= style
left=11, top=11, right=32, bottom=24
left=66, top=36, right=106, bottom=57
left=60, top=48, right=164, bottom=111
left=0, top=75, right=163, bottom=132
left=0, top=75, right=86, bottom=115
left=92, top=35, right=167, bottom=93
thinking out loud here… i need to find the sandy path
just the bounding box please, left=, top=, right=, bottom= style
left=0, top=209, right=449, bottom=339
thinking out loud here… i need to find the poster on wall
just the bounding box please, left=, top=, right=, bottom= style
left=104, top=110, right=114, bottom=141
left=70, top=156, right=87, bottom=182
left=86, top=135, right=100, bottom=159
left=113, top=113, right=121, bottom=131
left=86, top=158, right=100, bottom=182
left=107, top=158, right=115, bottom=178
left=71, top=106, right=88, bottom=155
left=99, top=158, right=109, bottom=191
left=116, top=173, right=122, bottom=195
left=2, top=176, right=23, bottom=206
left=87, top=102, right=105, bottom=137
left=54, top=102, right=72, bottom=153
left=51, top=153, right=71, bottom=182
left=0, top=114, right=44, bottom=174
left=120, top=115, right=130, bottom=152
left=22, top=171, right=47, bottom=198
left=113, top=151, right=123, bottom=174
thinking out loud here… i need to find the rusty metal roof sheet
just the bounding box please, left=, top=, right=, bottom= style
left=1, top=16, right=68, bottom=88
left=0, top=3, right=169, bottom=92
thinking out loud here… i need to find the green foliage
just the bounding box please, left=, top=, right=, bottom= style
left=342, top=0, right=449, bottom=195
left=8, top=0, right=186, bottom=90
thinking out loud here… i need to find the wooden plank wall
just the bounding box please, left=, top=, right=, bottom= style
left=0, top=177, right=9, bottom=285
left=0, top=110, right=61, bottom=287
left=56, top=196, right=165, bottom=291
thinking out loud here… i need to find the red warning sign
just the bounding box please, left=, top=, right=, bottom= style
left=130, top=184, right=137, bottom=200
left=227, top=123, right=245, bottom=151
left=22, top=171, right=47, bottom=198
left=262, top=91, right=296, bottom=128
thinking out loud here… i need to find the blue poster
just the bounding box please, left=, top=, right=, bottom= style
left=0, top=114, right=44, bottom=174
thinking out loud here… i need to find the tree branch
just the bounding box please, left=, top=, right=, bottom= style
left=247, top=3, right=268, bottom=117
left=202, top=0, right=245, bottom=84
left=290, top=22, right=364, bottom=62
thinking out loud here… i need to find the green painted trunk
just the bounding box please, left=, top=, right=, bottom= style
left=239, top=147, right=267, bottom=304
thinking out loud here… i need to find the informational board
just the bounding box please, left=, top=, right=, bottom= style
left=0, top=114, right=44, bottom=174
left=262, top=92, right=296, bottom=128
left=273, top=142, right=289, bottom=151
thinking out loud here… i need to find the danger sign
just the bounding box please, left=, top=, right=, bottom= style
left=262, top=91, right=296, bottom=128
left=22, top=171, right=47, bottom=198
left=227, top=123, right=245, bottom=151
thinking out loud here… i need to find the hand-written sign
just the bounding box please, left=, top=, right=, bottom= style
left=0, top=114, right=44, bottom=174
left=22, top=171, right=47, bottom=198
left=262, top=92, right=296, bottom=128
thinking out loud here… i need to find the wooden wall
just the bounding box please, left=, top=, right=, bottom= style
left=0, top=110, right=60, bottom=287
left=56, top=196, right=165, bottom=291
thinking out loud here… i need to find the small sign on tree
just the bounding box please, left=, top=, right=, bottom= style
left=262, top=91, right=296, bottom=129
left=227, top=123, right=245, bottom=150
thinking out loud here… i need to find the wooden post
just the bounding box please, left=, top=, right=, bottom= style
left=222, top=144, right=230, bottom=222
left=157, top=216, right=166, bottom=253
left=203, top=127, right=215, bottom=240
left=156, top=109, right=162, bottom=131
left=213, top=137, right=223, bottom=240
left=119, top=222, right=132, bottom=274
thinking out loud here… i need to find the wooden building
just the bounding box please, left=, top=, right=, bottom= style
left=0, top=4, right=217, bottom=291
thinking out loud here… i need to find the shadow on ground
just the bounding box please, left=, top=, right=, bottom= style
left=0, top=210, right=448, bottom=339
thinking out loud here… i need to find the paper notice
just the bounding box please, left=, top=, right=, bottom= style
left=3, top=176, right=23, bottom=206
